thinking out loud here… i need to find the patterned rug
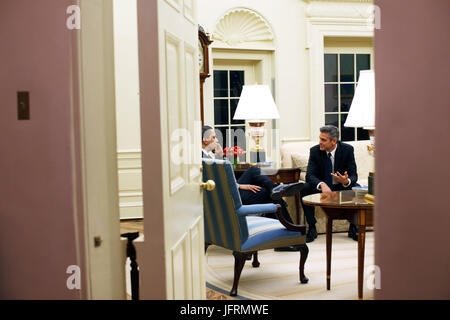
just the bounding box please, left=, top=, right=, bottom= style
left=205, top=232, right=375, bottom=300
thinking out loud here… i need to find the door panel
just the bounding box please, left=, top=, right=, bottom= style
left=136, top=0, right=204, bottom=300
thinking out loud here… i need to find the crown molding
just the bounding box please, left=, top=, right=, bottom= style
left=306, top=0, right=374, bottom=19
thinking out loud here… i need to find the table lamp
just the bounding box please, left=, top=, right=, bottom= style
left=233, top=85, right=280, bottom=163
left=344, top=70, right=375, bottom=202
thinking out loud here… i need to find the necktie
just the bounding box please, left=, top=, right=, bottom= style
left=324, top=152, right=333, bottom=188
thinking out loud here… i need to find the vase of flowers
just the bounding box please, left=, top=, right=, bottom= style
left=224, top=146, right=245, bottom=167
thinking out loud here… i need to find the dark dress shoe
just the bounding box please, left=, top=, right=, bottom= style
left=348, top=223, right=358, bottom=241
left=271, top=182, right=304, bottom=200
left=306, top=226, right=318, bottom=243
left=274, top=245, right=301, bottom=252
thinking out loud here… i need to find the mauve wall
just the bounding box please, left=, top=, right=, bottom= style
left=0, top=0, right=83, bottom=299
left=375, top=0, right=450, bottom=299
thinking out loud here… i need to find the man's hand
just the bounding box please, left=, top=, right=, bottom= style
left=213, top=142, right=223, bottom=158
left=238, top=184, right=262, bottom=194
left=331, top=171, right=349, bottom=185
left=319, top=182, right=332, bottom=194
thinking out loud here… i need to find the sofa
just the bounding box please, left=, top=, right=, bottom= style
left=280, top=140, right=374, bottom=234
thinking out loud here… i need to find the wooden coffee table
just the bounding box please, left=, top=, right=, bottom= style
left=302, top=190, right=374, bottom=299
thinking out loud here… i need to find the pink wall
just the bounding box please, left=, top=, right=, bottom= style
left=0, top=0, right=85, bottom=299
left=375, top=0, right=450, bottom=299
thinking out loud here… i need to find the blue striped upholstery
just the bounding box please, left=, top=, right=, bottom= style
left=243, top=216, right=305, bottom=251
left=203, top=160, right=305, bottom=252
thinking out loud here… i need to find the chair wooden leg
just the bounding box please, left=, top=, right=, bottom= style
left=252, top=251, right=260, bottom=268
left=231, top=251, right=250, bottom=296
left=299, top=244, right=309, bottom=284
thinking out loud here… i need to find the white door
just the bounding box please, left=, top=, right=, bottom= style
left=135, top=0, right=205, bottom=299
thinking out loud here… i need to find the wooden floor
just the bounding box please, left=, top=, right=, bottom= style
left=120, top=219, right=144, bottom=236
left=120, top=219, right=235, bottom=300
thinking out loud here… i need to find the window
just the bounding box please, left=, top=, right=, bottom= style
left=213, top=70, right=246, bottom=160
left=324, top=53, right=371, bottom=141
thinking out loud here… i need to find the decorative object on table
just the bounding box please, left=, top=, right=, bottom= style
left=224, top=146, right=245, bottom=167
left=344, top=70, right=376, bottom=201
left=352, top=185, right=368, bottom=196
left=233, top=85, right=280, bottom=164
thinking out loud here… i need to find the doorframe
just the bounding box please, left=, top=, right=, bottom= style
left=73, top=0, right=126, bottom=299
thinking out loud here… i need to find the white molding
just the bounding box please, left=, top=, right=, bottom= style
left=117, top=149, right=142, bottom=154
left=164, top=0, right=181, bottom=13
left=119, top=201, right=143, bottom=208
left=212, top=7, right=274, bottom=48
left=306, top=1, right=374, bottom=19
left=183, top=0, right=195, bottom=25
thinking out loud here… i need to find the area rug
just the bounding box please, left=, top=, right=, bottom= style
left=205, top=232, right=375, bottom=300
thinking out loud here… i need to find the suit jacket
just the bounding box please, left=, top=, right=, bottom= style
left=305, top=141, right=358, bottom=189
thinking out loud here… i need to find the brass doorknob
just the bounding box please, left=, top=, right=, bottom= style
left=200, top=180, right=216, bottom=191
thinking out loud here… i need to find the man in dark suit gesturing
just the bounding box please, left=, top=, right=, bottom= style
left=301, top=125, right=359, bottom=243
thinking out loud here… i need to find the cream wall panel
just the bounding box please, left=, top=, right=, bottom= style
left=117, top=150, right=143, bottom=219
left=118, top=170, right=142, bottom=190
left=113, top=0, right=143, bottom=220
left=113, top=0, right=142, bottom=151
left=119, top=206, right=143, bottom=220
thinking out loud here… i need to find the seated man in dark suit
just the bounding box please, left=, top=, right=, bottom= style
left=300, top=125, right=359, bottom=243
left=202, top=125, right=303, bottom=251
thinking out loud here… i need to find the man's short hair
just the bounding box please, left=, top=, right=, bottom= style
left=202, top=125, right=213, bottom=140
left=320, top=125, right=339, bottom=141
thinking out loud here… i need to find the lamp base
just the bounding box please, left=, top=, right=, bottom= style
left=250, top=151, right=266, bottom=163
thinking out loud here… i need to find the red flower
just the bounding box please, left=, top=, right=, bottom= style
left=224, top=146, right=245, bottom=157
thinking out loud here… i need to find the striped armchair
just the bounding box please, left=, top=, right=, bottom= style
left=202, top=159, right=309, bottom=296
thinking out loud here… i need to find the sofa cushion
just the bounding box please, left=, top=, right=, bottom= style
left=291, top=152, right=309, bottom=181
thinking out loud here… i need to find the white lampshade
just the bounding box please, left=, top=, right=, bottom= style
left=344, top=70, right=375, bottom=130
left=233, top=85, right=280, bottom=120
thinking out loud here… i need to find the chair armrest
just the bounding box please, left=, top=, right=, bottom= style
left=236, top=203, right=277, bottom=216
left=275, top=205, right=307, bottom=234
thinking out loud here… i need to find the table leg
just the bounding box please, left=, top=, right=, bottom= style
left=358, top=210, right=367, bottom=300
left=295, top=193, right=300, bottom=224
left=326, top=217, right=333, bottom=290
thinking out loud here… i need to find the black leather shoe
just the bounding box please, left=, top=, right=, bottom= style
left=348, top=223, right=358, bottom=241
left=306, top=226, right=318, bottom=243
left=274, top=245, right=301, bottom=252
left=271, top=182, right=304, bottom=200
